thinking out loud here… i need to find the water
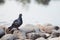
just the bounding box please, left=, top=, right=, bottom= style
left=0, top=0, right=60, bottom=26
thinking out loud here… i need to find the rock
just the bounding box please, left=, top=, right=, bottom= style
left=15, top=39, right=21, bottom=40
left=36, top=37, right=47, bottom=40
left=0, top=25, right=7, bottom=31
left=48, top=37, right=60, bottom=40
left=20, top=24, right=40, bottom=33
left=43, top=23, right=53, bottom=26
left=26, top=32, right=49, bottom=40
left=26, top=32, right=40, bottom=40
left=0, top=25, right=7, bottom=29
left=25, top=39, right=32, bottom=40
left=15, top=39, right=25, bottom=40
left=19, top=24, right=41, bottom=39
left=36, top=24, right=44, bottom=32
left=13, top=28, right=26, bottom=40
left=0, top=25, right=10, bottom=34
left=47, top=26, right=60, bottom=38
left=15, top=39, right=32, bottom=40
left=1, top=34, right=17, bottom=40
left=6, top=28, right=12, bottom=34
left=49, top=29, right=60, bottom=38
left=36, top=23, right=54, bottom=34
left=0, top=39, right=1, bottom=40
left=6, top=28, right=18, bottom=34
left=0, top=29, right=5, bottom=38
left=42, top=25, right=54, bottom=34
left=39, top=32, right=50, bottom=39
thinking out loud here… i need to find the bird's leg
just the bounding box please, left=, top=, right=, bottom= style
left=17, top=27, right=20, bottom=30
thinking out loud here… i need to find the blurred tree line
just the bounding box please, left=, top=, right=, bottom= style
left=0, top=0, right=50, bottom=5
left=16, top=0, right=51, bottom=5
left=0, top=0, right=5, bottom=4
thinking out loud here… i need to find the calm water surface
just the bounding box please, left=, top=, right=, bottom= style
left=0, top=0, right=60, bottom=26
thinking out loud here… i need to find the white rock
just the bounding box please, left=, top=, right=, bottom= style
left=0, top=39, right=1, bottom=40
left=36, top=37, right=47, bottom=40
left=48, top=37, right=60, bottom=40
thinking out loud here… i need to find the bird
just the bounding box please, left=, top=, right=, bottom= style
left=8, top=14, right=23, bottom=31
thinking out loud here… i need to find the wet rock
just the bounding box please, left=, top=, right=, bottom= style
left=1, top=34, right=17, bottom=40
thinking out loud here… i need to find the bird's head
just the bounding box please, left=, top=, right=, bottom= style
left=19, top=14, right=22, bottom=18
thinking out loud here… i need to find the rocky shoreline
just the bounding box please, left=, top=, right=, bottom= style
left=0, top=23, right=60, bottom=40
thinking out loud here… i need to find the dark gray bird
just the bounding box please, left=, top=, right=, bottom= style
left=8, top=14, right=23, bottom=31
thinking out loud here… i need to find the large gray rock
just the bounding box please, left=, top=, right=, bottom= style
left=20, top=24, right=40, bottom=34
left=19, top=24, right=41, bottom=39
